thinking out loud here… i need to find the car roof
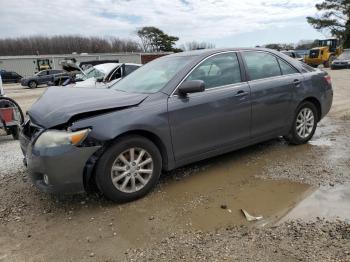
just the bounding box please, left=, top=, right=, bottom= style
left=94, top=63, right=141, bottom=74
left=124, top=63, right=141, bottom=66
left=166, top=47, right=285, bottom=58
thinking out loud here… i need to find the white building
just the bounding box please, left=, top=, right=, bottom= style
left=0, top=53, right=169, bottom=77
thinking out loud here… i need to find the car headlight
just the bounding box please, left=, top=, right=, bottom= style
left=34, top=129, right=90, bottom=149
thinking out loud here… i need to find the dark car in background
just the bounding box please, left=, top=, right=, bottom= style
left=331, top=49, right=350, bottom=70
left=20, top=48, right=333, bottom=203
left=0, top=70, right=22, bottom=83
left=21, top=69, right=69, bottom=88
left=281, top=50, right=304, bottom=62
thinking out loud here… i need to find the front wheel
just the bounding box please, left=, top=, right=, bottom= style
left=285, top=101, right=318, bottom=145
left=95, top=136, right=162, bottom=202
left=28, top=81, right=37, bottom=88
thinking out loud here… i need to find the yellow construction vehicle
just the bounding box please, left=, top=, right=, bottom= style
left=304, top=39, right=343, bottom=68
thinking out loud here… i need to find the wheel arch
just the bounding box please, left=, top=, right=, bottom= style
left=300, top=97, right=322, bottom=122
left=83, top=129, right=170, bottom=193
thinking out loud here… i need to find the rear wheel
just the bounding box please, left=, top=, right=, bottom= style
left=95, top=135, right=162, bottom=202
left=285, top=101, right=318, bottom=145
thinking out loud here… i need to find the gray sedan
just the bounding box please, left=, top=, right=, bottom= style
left=21, top=69, right=68, bottom=88
left=19, top=48, right=333, bottom=202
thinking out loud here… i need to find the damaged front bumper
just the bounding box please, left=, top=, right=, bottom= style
left=19, top=121, right=101, bottom=194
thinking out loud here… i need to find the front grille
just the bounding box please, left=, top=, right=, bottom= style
left=22, top=119, right=42, bottom=139
left=309, top=50, right=320, bottom=58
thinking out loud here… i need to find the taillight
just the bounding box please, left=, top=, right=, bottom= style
left=324, top=75, right=332, bottom=87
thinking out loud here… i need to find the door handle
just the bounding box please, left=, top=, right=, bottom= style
left=293, top=79, right=301, bottom=86
left=235, top=90, right=249, bottom=97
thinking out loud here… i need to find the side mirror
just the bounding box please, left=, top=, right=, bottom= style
left=178, top=80, right=205, bottom=96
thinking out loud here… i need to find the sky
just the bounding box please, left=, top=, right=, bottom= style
left=0, top=0, right=326, bottom=47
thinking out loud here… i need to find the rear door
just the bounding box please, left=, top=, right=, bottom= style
left=37, top=70, right=50, bottom=84
left=241, top=51, right=301, bottom=138
left=168, top=52, right=251, bottom=162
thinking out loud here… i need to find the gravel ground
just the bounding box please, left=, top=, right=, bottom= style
left=0, top=69, right=350, bottom=261
left=127, top=219, right=350, bottom=262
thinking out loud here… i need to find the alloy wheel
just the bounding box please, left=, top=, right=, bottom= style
left=110, top=147, right=154, bottom=193
left=296, top=108, right=315, bottom=139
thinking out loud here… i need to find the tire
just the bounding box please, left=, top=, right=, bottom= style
left=28, top=81, right=37, bottom=88
left=285, top=101, right=318, bottom=145
left=324, top=55, right=335, bottom=68
left=11, top=126, right=19, bottom=140
left=95, top=135, right=162, bottom=202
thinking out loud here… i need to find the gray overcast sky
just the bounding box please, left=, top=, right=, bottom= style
left=0, top=0, right=325, bottom=47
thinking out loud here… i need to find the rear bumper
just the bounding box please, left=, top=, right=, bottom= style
left=20, top=130, right=100, bottom=194
left=321, top=89, right=333, bottom=119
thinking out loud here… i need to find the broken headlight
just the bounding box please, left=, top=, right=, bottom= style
left=34, top=129, right=91, bottom=149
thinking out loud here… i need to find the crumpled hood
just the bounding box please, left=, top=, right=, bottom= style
left=28, top=87, right=148, bottom=128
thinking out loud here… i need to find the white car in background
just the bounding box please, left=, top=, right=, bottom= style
left=72, top=63, right=141, bottom=88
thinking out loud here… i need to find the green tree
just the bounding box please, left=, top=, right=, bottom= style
left=307, top=0, right=350, bottom=48
left=136, top=26, right=179, bottom=52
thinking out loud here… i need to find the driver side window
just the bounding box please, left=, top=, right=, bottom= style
left=186, top=53, right=242, bottom=89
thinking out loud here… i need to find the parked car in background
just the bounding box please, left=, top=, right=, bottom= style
left=0, top=74, right=3, bottom=95
left=331, top=49, right=350, bottom=70
left=21, top=69, right=69, bottom=88
left=0, top=70, right=22, bottom=83
left=70, top=63, right=141, bottom=88
left=20, top=48, right=333, bottom=202
left=280, top=50, right=304, bottom=62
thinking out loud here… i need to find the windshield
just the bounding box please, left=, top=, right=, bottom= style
left=111, top=56, right=193, bottom=93
left=338, top=52, right=350, bottom=60
left=77, top=66, right=105, bottom=81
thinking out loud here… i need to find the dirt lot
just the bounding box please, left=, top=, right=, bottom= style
left=1, top=69, right=350, bottom=261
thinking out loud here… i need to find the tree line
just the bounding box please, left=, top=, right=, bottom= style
left=0, top=33, right=215, bottom=56
left=0, top=35, right=141, bottom=56
left=263, top=40, right=320, bottom=51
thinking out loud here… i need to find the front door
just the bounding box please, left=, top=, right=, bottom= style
left=168, top=52, right=251, bottom=162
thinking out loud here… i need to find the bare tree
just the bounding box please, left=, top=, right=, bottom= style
left=0, top=35, right=141, bottom=56
left=180, top=41, right=215, bottom=51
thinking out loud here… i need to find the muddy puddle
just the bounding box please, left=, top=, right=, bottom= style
left=159, top=155, right=312, bottom=231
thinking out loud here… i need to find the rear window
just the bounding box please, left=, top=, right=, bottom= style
left=278, top=59, right=299, bottom=75
left=301, top=63, right=316, bottom=73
